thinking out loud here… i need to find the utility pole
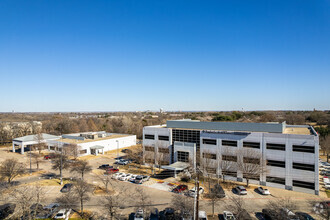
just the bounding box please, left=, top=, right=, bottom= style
left=195, top=172, right=200, bottom=220
left=29, top=147, right=32, bottom=175
left=59, top=141, right=63, bottom=185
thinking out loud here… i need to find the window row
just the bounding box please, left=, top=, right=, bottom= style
left=267, top=160, right=315, bottom=171
left=144, top=134, right=169, bottom=141
left=201, top=139, right=314, bottom=153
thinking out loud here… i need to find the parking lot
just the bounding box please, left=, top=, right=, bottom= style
left=0, top=147, right=328, bottom=219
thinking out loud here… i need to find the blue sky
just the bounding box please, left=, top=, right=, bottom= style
left=0, top=0, right=329, bottom=112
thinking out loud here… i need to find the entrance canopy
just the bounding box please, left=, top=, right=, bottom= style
left=161, top=162, right=189, bottom=171
left=90, top=145, right=104, bottom=150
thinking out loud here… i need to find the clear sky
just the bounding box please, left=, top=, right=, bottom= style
left=0, top=0, right=329, bottom=112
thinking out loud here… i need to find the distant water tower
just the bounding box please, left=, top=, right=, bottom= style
left=160, top=108, right=164, bottom=113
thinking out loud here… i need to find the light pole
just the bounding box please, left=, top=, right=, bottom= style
left=116, top=140, right=119, bottom=168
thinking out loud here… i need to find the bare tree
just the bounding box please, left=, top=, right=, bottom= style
left=144, top=150, right=155, bottom=174
left=97, top=174, right=113, bottom=193
left=237, top=148, right=267, bottom=187
left=311, top=199, right=330, bottom=220
left=220, top=148, right=236, bottom=182
left=51, top=153, right=71, bottom=183
left=321, top=135, right=330, bottom=162
left=31, top=153, right=44, bottom=171
left=135, top=187, right=151, bottom=215
left=64, top=143, right=81, bottom=160
left=10, top=185, right=45, bottom=220
left=74, top=180, right=92, bottom=214
left=70, top=160, right=92, bottom=180
left=56, top=191, right=79, bottom=210
left=265, top=197, right=298, bottom=219
left=172, top=194, right=194, bottom=219
left=225, top=196, right=248, bottom=220
left=0, top=158, right=25, bottom=184
left=102, top=195, right=120, bottom=220
left=33, top=133, right=47, bottom=154
left=127, top=145, right=143, bottom=167
left=201, top=150, right=217, bottom=191
left=207, top=187, right=222, bottom=217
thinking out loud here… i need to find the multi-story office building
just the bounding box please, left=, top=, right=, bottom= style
left=143, top=119, right=319, bottom=195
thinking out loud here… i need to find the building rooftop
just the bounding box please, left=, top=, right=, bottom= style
left=58, top=134, right=129, bottom=144
left=13, top=133, right=60, bottom=142
left=165, top=119, right=315, bottom=135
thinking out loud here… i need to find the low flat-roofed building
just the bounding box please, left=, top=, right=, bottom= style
left=143, top=119, right=319, bottom=195
left=13, top=131, right=136, bottom=156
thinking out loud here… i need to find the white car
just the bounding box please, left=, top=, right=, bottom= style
left=187, top=186, right=204, bottom=197
left=199, top=211, right=208, bottom=220
left=119, top=173, right=132, bottom=181
left=129, top=174, right=138, bottom=182
left=134, top=208, right=144, bottom=220
left=54, top=209, right=71, bottom=219
left=223, top=211, right=236, bottom=220
left=112, top=172, right=124, bottom=180
left=257, top=187, right=271, bottom=195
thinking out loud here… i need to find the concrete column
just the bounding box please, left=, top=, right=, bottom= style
left=12, top=143, right=15, bottom=153
left=21, top=144, right=24, bottom=154
left=285, top=135, right=293, bottom=190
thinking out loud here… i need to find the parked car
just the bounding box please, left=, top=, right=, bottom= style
left=135, top=175, right=150, bottom=184
left=198, top=211, right=208, bottom=220
left=99, top=164, right=113, bottom=170
left=172, top=185, right=188, bottom=194
left=54, top=209, right=71, bottom=219
left=257, top=187, right=271, bottom=195
left=119, top=173, right=132, bottom=181
left=117, top=159, right=129, bottom=165
left=163, top=207, right=175, bottom=220
left=223, top=211, right=236, bottom=220
left=121, top=149, right=132, bottom=154
left=112, top=172, right=124, bottom=180
left=60, top=183, right=73, bottom=193
left=187, top=186, right=205, bottom=197
left=134, top=208, right=144, bottom=220
left=295, top=212, right=315, bottom=220
left=262, top=209, right=277, bottom=220
left=129, top=174, right=138, bottom=182
left=210, top=184, right=225, bottom=198
left=280, top=208, right=299, bottom=220
left=105, top=168, right=119, bottom=175
left=0, top=203, right=16, bottom=220
left=149, top=208, right=159, bottom=220
left=234, top=186, right=247, bottom=195
left=44, top=154, right=56, bottom=160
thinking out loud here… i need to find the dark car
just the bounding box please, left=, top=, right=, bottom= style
left=262, top=209, right=278, bottom=220
left=161, top=208, right=175, bottom=220
left=0, top=203, right=16, bottom=219
left=295, top=212, right=315, bottom=220
left=149, top=208, right=159, bottom=220
left=211, top=184, right=226, bottom=198
left=60, top=183, right=73, bottom=193
left=99, top=164, right=113, bottom=170
left=172, top=185, right=188, bottom=194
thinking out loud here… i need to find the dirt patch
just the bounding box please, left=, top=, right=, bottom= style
left=93, top=186, right=115, bottom=196
left=30, top=178, right=73, bottom=186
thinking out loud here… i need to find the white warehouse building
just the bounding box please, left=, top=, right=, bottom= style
left=13, top=131, right=136, bottom=156
left=143, top=119, right=320, bottom=195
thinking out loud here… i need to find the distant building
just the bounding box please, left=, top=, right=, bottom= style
left=13, top=131, right=136, bottom=156
left=143, top=119, right=319, bottom=195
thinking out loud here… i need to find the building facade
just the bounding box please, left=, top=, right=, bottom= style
left=143, top=120, right=319, bottom=195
